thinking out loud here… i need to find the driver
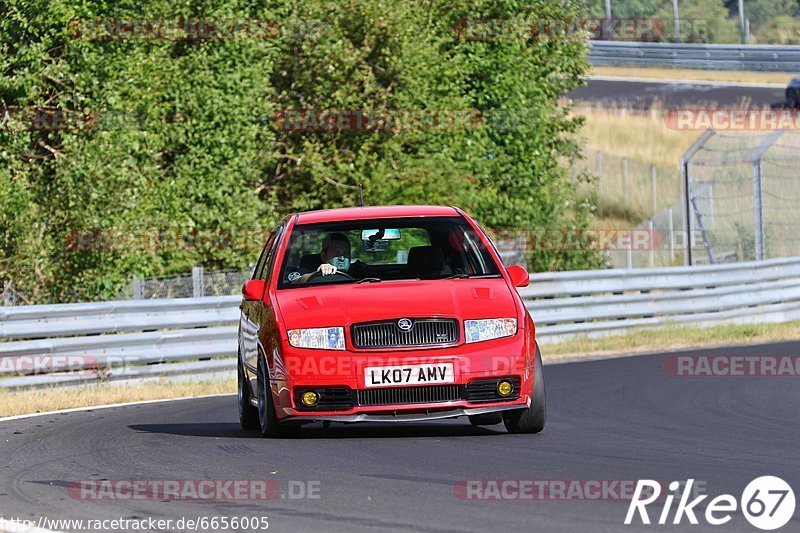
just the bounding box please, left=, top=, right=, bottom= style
left=293, top=233, right=353, bottom=283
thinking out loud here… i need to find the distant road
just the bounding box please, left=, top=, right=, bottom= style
left=570, top=78, right=786, bottom=109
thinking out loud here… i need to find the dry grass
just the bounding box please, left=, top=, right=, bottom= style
left=0, top=379, right=235, bottom=418
left=542, top=320, right=800, bottom=361
left=591, top=66, right=792, bottom=85
left=575, top=103, right=698, bottom=170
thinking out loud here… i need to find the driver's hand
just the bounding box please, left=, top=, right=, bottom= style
left=317, top=263, right=338, bottom=276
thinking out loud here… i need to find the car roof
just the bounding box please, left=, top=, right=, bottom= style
left=294, top=205, right=462, bottom=225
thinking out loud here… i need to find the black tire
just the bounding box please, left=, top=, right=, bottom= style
left=256, top=354, right=283, bottom=437
left=238, top=355, right=259, bottom=430
left=786, top=89, right=799, bottom=109
left=468, top=413, right=503, bottom=426
left=503, top=344, right=546, bottom=434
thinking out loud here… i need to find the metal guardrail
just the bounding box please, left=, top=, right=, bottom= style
left=588, top=41, right=800, bottom=72
left=2, top=257, right=800, bottom=389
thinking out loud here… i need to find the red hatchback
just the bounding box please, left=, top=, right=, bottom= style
left=237, top=205, right=545, bottom=436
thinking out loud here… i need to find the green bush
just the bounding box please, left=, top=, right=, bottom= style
left=0, top=0, right=603, bottom=303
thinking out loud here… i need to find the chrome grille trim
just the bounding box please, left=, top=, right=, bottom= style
left=351, top=318, right=459, bottom=348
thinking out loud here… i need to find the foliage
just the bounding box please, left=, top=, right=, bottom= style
left=0, top=0, right=602, bottom=303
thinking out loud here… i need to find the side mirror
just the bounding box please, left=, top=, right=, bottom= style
left=242, top=279, right=266, bottom=301
left=506, top=265, right=530, bottom=288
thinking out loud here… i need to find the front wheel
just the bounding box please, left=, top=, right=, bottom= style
left=503, top=344, right=546, bottom=434
left=257, top=354, right=282, bottom=437
left=238, top=355, right=259, bottom=430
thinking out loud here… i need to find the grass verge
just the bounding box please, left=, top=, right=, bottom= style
left=543, top=320, right=800, bottom=361
left=0, top=379, right=235, bottom=419
left=591, top=66, right=792, bottom=85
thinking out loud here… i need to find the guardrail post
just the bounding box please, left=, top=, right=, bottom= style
left=132, top=275, right=144, bottom=300
left=192, top=266, right=205, bottom=298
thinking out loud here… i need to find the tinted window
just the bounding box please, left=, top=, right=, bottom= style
left=278, top=217, right=500, bottom=288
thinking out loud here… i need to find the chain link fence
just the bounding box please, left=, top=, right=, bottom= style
left=117, top=267, right=254, bottom=300
left=682, top=130, right=800, bottom=265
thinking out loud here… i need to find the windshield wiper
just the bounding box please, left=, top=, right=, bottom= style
left=355, top=277, right=382, bottom=284
left=444, top=273, right=471, bottom=279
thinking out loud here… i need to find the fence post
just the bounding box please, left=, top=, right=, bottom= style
left=192, top=266, right=205, bottom=298
left=623, top=158, right=629, bottom=207
left=132, top=275, right=144, bottom=300
left=596, top=152, right=603, bottom=196
left=571, top=162, right=577, bottom=188
left=3, top=281, right=14, bottom=307
left=668, top=205, right=675, bottom=262
left=651, top=165, right=657, bottom=216
left=753, top=161, right=765, bottom=261
left=648, top=219, right=655, bottom=267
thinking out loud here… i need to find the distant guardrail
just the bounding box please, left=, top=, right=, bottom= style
left=2, top=257, right=800, bottom=389
left=588, top=41, right=800, bottom=72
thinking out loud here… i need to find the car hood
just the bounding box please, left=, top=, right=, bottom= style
left=275, top=278, right=519, bottom=331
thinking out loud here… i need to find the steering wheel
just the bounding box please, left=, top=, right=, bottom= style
left=306, top=270, right=354, bottom=283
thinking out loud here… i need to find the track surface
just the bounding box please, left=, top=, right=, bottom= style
left=2, top=341, right=799, bottom=532
left=570, top=79, right=786, bottom=109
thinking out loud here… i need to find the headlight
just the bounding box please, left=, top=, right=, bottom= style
left=464, top=318, right=517, bottom=343
left=287, top=327, right=345, bottom=350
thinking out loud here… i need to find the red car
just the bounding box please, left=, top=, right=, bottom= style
left=237, top=205, right=545, bottom=436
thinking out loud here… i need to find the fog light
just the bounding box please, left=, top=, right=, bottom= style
left=301, top=390, right=319, bottom=407
left=497, top=380, right=513, bottom=397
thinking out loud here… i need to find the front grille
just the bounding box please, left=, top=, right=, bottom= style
left=358, top=385, right=461, bottom=406
left=352, top=318, right=459, bottom=349
left=293, top=387, right=354, bottom=410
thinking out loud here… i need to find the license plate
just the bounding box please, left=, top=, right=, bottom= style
left=364, top=363, right=455, bottom=388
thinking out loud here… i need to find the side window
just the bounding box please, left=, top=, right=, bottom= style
left=251, top=230, right=275, bottom=281
left=258, top=225, right=284, bottom=281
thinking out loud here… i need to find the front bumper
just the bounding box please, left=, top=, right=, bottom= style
left=281, top=398, right=530, bottom=423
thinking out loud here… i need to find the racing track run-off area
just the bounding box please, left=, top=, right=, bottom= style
left=1, top=341, right=799, bottom=532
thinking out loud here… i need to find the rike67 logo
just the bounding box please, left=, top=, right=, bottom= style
left=626, top=477, right=796, bottom=530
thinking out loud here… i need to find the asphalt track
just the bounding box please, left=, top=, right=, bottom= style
left=570, top=79, right=787, bottom=109
left=2, top=341, right=799, bottom=533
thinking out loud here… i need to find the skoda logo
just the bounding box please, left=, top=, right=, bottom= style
left=397, top=318, right=413, bottom=331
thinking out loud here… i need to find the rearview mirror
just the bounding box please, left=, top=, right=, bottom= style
left=242, top=279, right=266, bottom=301
left=506, top=265, right=529, bottom=288
left=361, top=228, right=401, bottom=240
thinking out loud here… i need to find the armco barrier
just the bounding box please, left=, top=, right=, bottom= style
left=2, top=257, right=800, bottom=389
left=588, top=41, right=800, bottom=72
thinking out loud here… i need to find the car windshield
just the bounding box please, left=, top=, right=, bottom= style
left=278, top=216, right=501, bottom=288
